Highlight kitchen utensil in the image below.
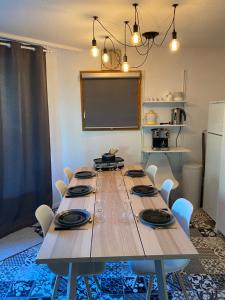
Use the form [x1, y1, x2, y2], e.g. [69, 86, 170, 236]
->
[171, 108, 186, 125]
[172, 91, 184, 101]
[144, 110, 157, 125]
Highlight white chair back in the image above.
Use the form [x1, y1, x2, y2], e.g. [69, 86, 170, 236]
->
[172, 198, 193, 236]
[55, 180, 67, 199]
[64, 167, 73, 183]
[35, 205, 54, 237]
[160, 179, 174, 205]
[146, 165, 158, 185]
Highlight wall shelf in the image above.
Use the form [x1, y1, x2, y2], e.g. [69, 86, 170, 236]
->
[142, 124, 186, 128]
[143, 101, 186, 104]
[141, 98, 190, 162]
[142, 147, 191, 153]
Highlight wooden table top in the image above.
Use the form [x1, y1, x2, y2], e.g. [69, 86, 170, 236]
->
[36, 165, 198, 264]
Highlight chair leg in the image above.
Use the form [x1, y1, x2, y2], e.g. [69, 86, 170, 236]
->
[93, 275, 101, 291]
[84, 276, 93, 300]
[132, 275, 138, 289]
[144, 274, 153, 300]
[176, 272, 189, 300]
[51, 275, 60, 300]
[67, 263, 77, 300]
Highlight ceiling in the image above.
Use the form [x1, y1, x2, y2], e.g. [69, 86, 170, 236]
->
[0, 0, 224, 50]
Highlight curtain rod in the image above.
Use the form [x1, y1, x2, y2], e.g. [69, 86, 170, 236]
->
[0, 41, 48, 52]
[0, 32, 81, 52]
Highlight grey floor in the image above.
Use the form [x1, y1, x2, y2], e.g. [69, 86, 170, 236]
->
[0, 227, 42, 261]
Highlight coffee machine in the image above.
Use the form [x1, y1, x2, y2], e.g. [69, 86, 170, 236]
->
[152, 128, 169, 151]
[171, 108, 186, 125]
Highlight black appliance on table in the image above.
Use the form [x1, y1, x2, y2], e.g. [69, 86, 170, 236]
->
[152, 128, 169, 151]
[94, 152, 124, 170]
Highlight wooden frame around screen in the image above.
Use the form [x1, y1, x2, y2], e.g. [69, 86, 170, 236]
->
[80, 70, 142, 131]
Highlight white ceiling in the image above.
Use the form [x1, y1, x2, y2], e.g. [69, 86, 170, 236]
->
[0, 0, 225, 50]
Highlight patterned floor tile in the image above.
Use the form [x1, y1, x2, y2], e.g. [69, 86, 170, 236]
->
[124, 294, 145, 300]
[123, 276, 146, 294]
[184, 258, 206, 274]
[0, 281, 12, 298]
[172, 290, 199, 300]
[187, 274, 217, 293]
[217, 290, 225, 300]
[201, 259, 225, 274]
[6, 281, 34, 297]
[191, 237, 210, 249]
[206, 237, 225, 249]
[100, 277, 124, 295]
[210, 274, 225, 290]
[197, 291, 218, 300]
[214, 246, 225, 260]
[29, 279, 53, 298]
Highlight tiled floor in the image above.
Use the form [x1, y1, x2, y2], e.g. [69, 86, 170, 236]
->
[0, 209, 225, 299]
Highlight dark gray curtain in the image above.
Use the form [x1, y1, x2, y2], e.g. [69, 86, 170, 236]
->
[0, 42, 52, 238]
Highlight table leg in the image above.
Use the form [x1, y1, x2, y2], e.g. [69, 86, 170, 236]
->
[154, 260, 168, 300]
[67, 263, 77, 300]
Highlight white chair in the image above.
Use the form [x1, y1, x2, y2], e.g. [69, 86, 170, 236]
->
[145, 165, 158, 185]
[146, 153, 179, 190]
[35, 205, 105, 300]
[55, 180, 67, 199]
[160, 179, 174, 205]
[64, 167, 73, 184]
[130, 198, 193, 300]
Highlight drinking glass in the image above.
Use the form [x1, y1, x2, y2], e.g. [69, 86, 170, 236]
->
[119, 200, 131, 223]
[95, 200, 105, 223]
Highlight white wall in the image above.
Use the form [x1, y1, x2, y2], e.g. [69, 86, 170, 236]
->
[46, 47, 225, 204]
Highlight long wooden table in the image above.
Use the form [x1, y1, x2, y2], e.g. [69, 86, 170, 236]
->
[36, 165, 198, 300]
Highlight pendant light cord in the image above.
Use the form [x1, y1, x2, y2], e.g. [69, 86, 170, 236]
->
[96, 4, 177, 49]
[153, 4, 177, 47]
[124, 21, 127, 55]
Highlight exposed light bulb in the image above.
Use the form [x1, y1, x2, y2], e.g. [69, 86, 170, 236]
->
[91, 39, 99, 57]
[132, 23, 141, 45]
[102, 48, 109, 63]
[169, 31, 180, 52]
[169, 39, 180, 52]
[122, 55, 129, 72]
[122, 61, 129, 72]
[132, 31, 141, 45]
[91, 45, 99, 57]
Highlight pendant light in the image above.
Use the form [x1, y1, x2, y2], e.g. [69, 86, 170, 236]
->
[131, 3, 141, 46]
[90, 3, 180, 69]
[122, 21, 129, 72]
[102, 36, 109, 63]
[91, 16, 99, 57]
[169, 4, 180, 52]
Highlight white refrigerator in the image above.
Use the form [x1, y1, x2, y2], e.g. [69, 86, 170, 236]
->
[203, 102, 225, 227]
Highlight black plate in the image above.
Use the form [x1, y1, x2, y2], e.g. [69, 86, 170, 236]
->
[126, 169, 145, 177]
[131, 185, 158, 197]
[139, 209, 174, 226]
[75, 171, 96, 179]
[54, 209, 91, 227]
[66, 185, 93, 197]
